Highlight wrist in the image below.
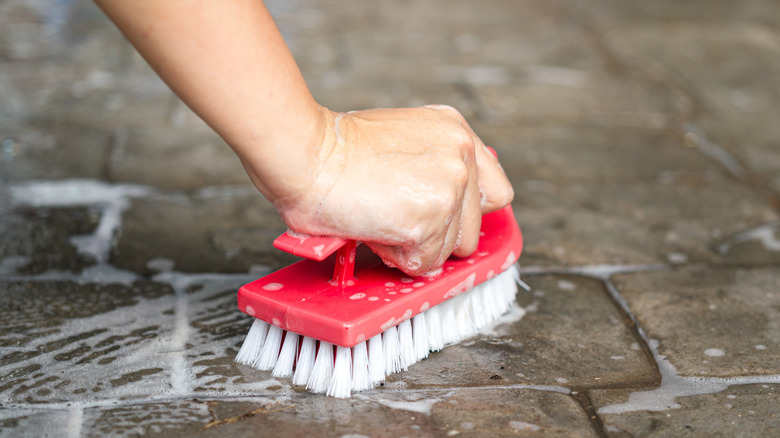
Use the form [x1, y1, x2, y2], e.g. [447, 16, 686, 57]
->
[231, 102, 338, 223]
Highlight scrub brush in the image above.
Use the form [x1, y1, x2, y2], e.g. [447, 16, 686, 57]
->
[235, 204, 524, 398]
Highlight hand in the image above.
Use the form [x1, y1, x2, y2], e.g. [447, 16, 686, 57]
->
[268, 105, 514, 276]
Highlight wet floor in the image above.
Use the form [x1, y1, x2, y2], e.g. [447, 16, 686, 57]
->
[2, 0, 780, 436]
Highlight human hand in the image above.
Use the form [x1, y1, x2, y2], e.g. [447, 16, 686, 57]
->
[263, 105, 513, 277]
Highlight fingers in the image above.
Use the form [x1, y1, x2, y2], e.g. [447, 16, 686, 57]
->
[451, 141, 481, 258]
[430, 105, 514, 214]
[473, 138, 514, 213]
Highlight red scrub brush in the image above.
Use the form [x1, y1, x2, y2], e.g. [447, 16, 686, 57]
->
[235, 205, 524, 398]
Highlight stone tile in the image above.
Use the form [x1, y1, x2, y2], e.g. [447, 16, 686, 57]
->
[106, 126, 248, 190]
[492, 125, 712, 185]
[0, 121, 111, 183]
[0, 409, 71, 438]
[100, 388, 594, 437]
[591, 383, 780, 437]
[83, 400, 212, 437]
[578, 2, 780, 193]
[0, 206, 99, 275]
[112, 189, 296, 275]
[585, 0, 780, 22]
[393, 274, 656, 390]
[0, 280, 176, 403]
[0, 273, 304, 405]
[715, 224, 780, 265]
[612, 267, 780, 377]
[513, 179, 777, 267]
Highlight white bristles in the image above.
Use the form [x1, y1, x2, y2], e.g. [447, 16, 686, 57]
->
[455, 296, 477, 339]
[236, 265, 523, 398]
[307, 341, 334, 393]
[351, 341, 371, 392]
[397, 319, 415, 370]
[439, 301, 459, 345]
[272, 332, 299, 378]
[327, 346, 353, 398]
[425, 306, 444, 352]
[470, 289, 488, 329]
[383, 325, 402, 374]
[412, 313, 429, 361]
[367, 334, 385, 385]
[255, 324, 283, 370]
[292, 336, 317, 386]
[235, 319, 268, 365]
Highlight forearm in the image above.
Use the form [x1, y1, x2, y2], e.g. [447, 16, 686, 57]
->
[94, 0, 325, 202]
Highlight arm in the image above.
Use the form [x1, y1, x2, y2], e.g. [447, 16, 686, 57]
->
[94, 0, 323, 202]
[95, 0, 514, 276]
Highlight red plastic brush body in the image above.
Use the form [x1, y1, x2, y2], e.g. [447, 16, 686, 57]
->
[237, 205, 522, 348]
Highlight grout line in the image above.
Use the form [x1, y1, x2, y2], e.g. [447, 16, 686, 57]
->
[570, 391, 608, 438]
[66, 406, 83, 438]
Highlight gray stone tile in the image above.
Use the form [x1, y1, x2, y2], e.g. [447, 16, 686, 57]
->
[0, 280, 175, 403]
[577, 1, 780, 194]
[106, 126, 247, 190]
[83, 400, 212, 437]
[0, 408, 71, 438]
[393, 274, 656, 390]
[0, 121, 111, 183]
[492, 125, 713, 185]
[112, 190, 296, 275]
[0, 206, 99, 275]
[591, 383, 780, 437]
[715, 224, 780, 265]
[514, 179, 777, 267]
[94, 388, 594, 437]
[612, 267, 780, 377]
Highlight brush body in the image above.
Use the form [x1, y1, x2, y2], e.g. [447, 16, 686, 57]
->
[236, 206, 524, 397]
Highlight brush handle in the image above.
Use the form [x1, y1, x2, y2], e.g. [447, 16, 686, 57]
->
[273, 232, 349, 261]
[273, 233, 356, 289]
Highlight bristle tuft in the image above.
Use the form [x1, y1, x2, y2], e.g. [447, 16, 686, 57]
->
[425, 306, 444, 352]
[412, 313, 429, 361]
[368, 334, 385, 385]
[235, 319, 268, 365]
[307, 341, 334, 393]
[254, 325, 283, 370]
[439, 301, 459, 345]
[292, 336, 317, 386]
[327, 346, 353, 398]
[382, 326, 401, 374]
[351, 341, 371, 391]
[398, 320, 415, 370]
[272, 332, 299, 378]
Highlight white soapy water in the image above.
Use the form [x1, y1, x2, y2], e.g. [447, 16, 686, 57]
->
[0, 256, 31, 275]
[557, 279, 576, 290]
[66, 406, 83, 438]
[355, 390, 456, 416]
[717, 224, 780, 255]
[508, 420, 541, 432]
[598, 339, 780, 414]
[10, 180, 150, 263]
[682, 123, 746, 179]
[146, 257, 175, 272]
[1, 264, 272, 405]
